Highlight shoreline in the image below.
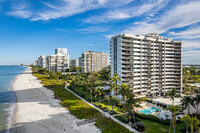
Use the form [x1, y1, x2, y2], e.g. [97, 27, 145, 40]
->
[3, 67, 28, 133]
[10, 67, 99, 133]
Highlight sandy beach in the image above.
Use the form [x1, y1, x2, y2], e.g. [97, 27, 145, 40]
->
[10, 67, 99, 133]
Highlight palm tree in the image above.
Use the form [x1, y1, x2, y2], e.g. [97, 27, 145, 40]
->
[167, 105, 180, 133]
[110, 96, 119, 113]
[124, 92, 140, 127]
[168, 88, 181, 105]
[181, 115, 191, 133]
[181, 115, 200, 133]
[181, 96, 195, 115]
[111, 73, 121, 96]
[105, 95, 110, 105]
[118, 83, 129, 101]
[193, 92, 200, 117]
[94, 86, 105, 103]
[181, 96, 195, 133]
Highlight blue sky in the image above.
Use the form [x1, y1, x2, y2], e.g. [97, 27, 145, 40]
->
[0, 0, 200, 65]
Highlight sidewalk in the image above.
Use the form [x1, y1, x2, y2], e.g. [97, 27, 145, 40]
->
[65, 86, 139, 133]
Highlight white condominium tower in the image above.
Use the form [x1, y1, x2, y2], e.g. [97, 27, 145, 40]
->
[37, 55, 46, 68]
[81, 51, 108, 73]
[55, 48, 68, 56]
[110, 33, 182, 97]
[46, 48, 69, 72]
[70, 59, 79, 67]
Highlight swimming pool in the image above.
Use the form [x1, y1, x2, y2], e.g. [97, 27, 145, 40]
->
[139, 107, 161, 115]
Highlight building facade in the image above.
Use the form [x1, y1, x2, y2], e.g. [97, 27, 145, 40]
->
[70, 59, 79, 67]
[110, 33, 182, 97]
[37, 55, 46, 68]
[46, 48, 69, 72]
[81, 51, 108, 73]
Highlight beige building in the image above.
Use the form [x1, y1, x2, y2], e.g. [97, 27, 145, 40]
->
[70, 59, 79, 67]
[110, 33, 182, 97]
[46, 48, 69, 72]
[81, 51, 108, 73]
[37, 55, 46, 68]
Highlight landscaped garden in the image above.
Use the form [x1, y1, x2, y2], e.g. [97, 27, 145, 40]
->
[32, 66, 200, 133]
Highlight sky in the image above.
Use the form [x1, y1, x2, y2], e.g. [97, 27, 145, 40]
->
[0, 0, 200, 65]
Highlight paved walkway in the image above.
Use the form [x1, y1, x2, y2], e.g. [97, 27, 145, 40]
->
[65, 86, 139, 133]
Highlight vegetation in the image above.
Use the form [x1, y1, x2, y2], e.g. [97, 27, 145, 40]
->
[32, 67, 134, 133]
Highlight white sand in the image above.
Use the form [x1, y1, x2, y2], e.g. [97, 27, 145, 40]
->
[10, 67, 100, 133]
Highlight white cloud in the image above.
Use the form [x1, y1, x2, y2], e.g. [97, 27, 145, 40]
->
[77, 26, 109, 33]
[31, 0, 100, 21]
[182, 41, 200, 50]
[97, 0, 133, 8]
[170, 26, 200, 39]
[7, 4, 32, 18]
[84, 0, 169, 23]
[123, 1, 200, 35]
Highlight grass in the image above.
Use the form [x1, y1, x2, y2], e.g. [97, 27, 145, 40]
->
[95, 117, 133, 133]
[137, 118, 185, 133]
[94, 101, 123, 114]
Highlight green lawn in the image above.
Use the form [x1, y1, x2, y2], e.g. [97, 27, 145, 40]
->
[138, 118, 185, 133]
[95, 117, 133, 133]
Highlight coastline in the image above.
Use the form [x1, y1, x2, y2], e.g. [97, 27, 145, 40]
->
[10, 67, 99, 133]
[3, 67, 28, 133]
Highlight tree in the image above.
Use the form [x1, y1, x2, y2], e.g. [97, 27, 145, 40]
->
[181, 96, 195, 133]
[168, 88, 181, 105]
[110, 96, 120, 113]
[88, 73, 97, 103]
[94, 86, 105, 103]
[111, 73, 121, 96]
[181, 115, 200, 133]
[118, 83, 130, 101]
[105, 96, 110, 105]
[193, 92, 200, 117]
[167, 105, 180, 133]
[124, 92, 140, 127]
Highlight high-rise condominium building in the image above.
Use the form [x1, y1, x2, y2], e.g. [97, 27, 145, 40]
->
[46, 48, 69, 72]
[55, 48, 68, 56]
[37, 55, 46, 68]
[110, 33, 182, 97]
[81, 51, 108, 73]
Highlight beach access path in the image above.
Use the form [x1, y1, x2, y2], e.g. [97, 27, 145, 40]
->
[10, 67, 99, 133]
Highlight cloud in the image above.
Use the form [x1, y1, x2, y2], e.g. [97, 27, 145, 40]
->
[97, 0, 134, 8]
[123, 1, 200, 35]
[7, 4, 32, 18]
[84, 0, 169, 23]
[169, 26, 200, 39]
[77, 26, 109, 33]
[182, 41, 200, 50]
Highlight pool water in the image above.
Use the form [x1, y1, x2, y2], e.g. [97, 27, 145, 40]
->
[139, 107, 161, 115]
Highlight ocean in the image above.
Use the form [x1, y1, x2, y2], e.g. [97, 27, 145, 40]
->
[0, 66, 26, 133]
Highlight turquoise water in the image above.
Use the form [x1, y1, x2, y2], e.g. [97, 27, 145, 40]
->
[0, 66, 26, 133]
[139, 107, 161, 115]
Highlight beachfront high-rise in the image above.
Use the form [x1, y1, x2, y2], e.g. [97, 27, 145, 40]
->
[81, 51, 108, 73]
[46, 48, 69, 72]
[110, 33, 182, 97]
[37, 55, 46, 68]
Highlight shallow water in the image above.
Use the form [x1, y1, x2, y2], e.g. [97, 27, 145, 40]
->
[0, 66, 26, 133]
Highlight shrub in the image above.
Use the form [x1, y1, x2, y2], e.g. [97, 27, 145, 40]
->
[98, 104, 103, 108]
[116, 103, 124, 108]
[134, 122, 145, 132]
[115, 115, 129, 124]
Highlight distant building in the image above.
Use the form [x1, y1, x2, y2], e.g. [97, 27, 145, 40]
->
[110, 33, 182, 97]
[46, 48, 70, 72]
[81, 51, 108, 73]
[70, 59, 79, 67]
[37, 55, 46, 68]
[55, 48, 68, 56]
